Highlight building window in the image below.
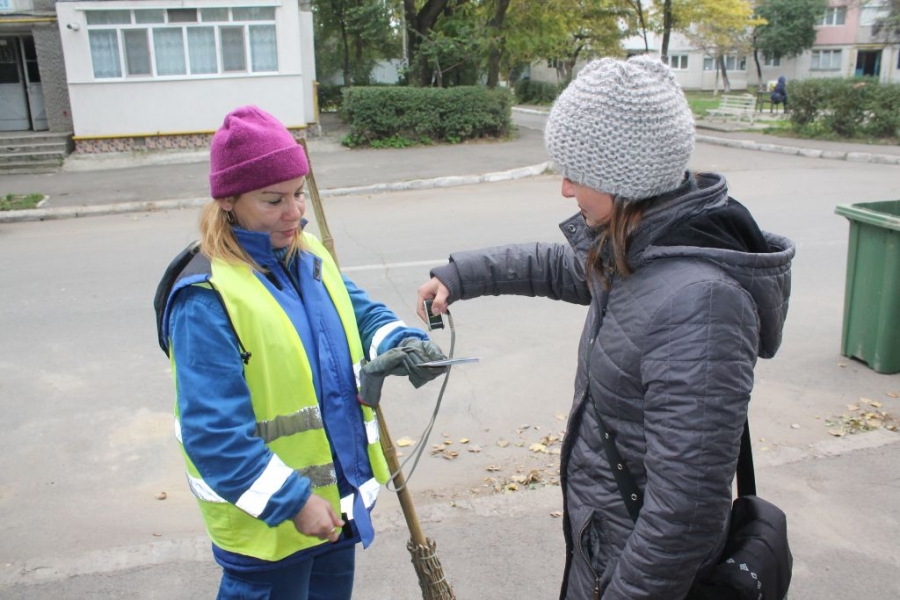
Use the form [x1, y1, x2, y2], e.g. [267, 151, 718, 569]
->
[811, 49, 842, 70]
[702, 55, 746, 71]
[764, 54, 781, 67]
[860, 3, 890, 27]
[84, 6, 278, 80]
[665, 54, 688, 70]
[819, 6, 847, 26]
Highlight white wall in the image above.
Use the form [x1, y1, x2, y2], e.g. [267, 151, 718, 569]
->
[298, 5, 316, 123]
[56, 0, 310, 138]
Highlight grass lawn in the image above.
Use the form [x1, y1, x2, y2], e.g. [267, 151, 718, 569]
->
[0, 193, 44, 211]
[683, 90, 723, 118]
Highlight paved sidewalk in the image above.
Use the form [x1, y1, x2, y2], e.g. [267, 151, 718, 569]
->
[1, 109, 898, 224]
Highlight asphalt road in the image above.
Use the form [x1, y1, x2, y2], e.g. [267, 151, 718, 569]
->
[1, 144, 899, 598]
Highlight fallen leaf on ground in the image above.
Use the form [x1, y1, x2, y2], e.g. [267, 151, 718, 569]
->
[790, 423, 801, 429]
[550, 511, 562, 518]
[887, 392, 899, 398]
[155, 492, 167, 500]
[555, 412, 567, 420]
[529, 443, 548, 453]
[496, 440, 509, 448]
[847, 404, 859, 412]
[396, 437, 416, 447]
[459, 438, 470, 444]
[467, 445, 482, 453]
[486, 465, 502, 472]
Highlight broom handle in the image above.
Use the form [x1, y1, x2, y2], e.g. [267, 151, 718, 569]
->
[298, 139, 428, 547]
[299, 139, 337, 264]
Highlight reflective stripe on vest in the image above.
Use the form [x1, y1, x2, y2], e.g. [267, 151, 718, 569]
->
[171, 233, 388, 561]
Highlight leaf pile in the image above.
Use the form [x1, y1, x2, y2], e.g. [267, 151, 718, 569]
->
[825, 397, 898, 436]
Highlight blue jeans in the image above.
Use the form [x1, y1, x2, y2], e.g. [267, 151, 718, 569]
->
[216, 545, 355, 600]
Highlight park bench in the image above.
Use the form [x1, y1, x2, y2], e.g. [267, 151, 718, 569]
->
[706, 93, 757, 124]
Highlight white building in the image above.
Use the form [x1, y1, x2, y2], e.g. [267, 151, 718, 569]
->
[0, 0, 318, 153]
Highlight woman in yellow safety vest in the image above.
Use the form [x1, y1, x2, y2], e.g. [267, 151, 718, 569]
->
[155, 105, 445, 600]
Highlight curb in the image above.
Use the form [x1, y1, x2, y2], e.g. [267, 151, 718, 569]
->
[3, 128, 898, 224]
[0, 162, 554, 224]
[695, 134, 900, 165]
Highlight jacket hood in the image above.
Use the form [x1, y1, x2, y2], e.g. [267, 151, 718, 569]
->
[635, 172, 795, 358]
[560, 172, 795, 358]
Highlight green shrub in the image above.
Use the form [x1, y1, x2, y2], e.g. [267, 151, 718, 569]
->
[317, 83, 344, 113]
[341, 86, 512, 147]
[864, 84, 900, 138]
[789, 77, 899, 140]
[514, 79, 563, 105]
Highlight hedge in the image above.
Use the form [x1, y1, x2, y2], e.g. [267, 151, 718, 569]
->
[789, 77, 900, 139]
[514, 79, 563, 105]
[341, 86, 512, 147]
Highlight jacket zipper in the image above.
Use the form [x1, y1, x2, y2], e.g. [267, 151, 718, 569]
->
[576, 517, 602, 600]
[278, 261, 304, 301]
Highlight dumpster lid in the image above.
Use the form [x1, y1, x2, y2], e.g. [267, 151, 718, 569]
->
[835, 200, 900, 232]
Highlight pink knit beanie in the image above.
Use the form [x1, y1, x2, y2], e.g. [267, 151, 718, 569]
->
[209, 105, 309, 199]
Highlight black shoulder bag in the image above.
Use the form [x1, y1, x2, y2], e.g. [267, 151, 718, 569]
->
[593, 405, 793, 600]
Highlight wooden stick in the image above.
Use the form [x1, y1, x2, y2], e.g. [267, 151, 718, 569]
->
[299, 137, 427, 545]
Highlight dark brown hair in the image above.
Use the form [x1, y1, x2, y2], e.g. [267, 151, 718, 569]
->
[587, 199, 651, 289]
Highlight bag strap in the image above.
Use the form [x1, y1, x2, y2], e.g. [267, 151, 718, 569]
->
[593, 398, 755, 523]
[586, 276, 756, 523]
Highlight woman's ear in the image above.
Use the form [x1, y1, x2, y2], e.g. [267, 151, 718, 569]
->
[216, 197, 234, 213]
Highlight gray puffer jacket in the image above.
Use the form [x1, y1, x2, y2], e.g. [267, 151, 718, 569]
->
[431, 172, 794, 600]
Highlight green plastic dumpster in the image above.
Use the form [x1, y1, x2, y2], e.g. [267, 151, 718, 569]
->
[834, 200, 900, 374]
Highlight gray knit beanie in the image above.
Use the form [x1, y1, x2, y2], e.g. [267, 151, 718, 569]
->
[545, 55, 695, 202]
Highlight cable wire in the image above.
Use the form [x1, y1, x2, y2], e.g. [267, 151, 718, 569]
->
[385, 308, 456, 493]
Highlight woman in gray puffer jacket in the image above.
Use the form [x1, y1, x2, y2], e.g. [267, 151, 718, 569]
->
[417, 56, 794, 600]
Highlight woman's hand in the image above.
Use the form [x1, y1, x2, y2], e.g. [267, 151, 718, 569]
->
[416, 277, 450, 323]
[292, 494, 344, 543]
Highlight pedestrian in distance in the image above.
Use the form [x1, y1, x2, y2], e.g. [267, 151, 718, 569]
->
[416, 56, 795, 599]
[770, 75, 788, 113]
[154, 105, 447, 600]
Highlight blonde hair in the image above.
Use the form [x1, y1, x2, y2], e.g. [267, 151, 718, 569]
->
[199, 199, 304, 271]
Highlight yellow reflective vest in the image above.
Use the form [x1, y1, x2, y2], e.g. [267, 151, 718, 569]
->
[171, 234, 389, 561]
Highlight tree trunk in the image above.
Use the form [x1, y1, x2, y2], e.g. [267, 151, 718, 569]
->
[753, 48, 763, 91]
[661, 0, 673, 62]
[339, 18, 351, 86]
[486, 0, 511, 88]
[404, 0, 453, 86]
[717, 55, 731, 93]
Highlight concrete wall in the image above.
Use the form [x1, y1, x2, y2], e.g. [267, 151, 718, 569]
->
[32, 21, 73, 132]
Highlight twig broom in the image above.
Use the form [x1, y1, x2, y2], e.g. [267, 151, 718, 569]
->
[299, 139, 455, 600]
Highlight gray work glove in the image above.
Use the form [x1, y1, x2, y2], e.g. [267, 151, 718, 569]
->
[358, 338, 448, 407]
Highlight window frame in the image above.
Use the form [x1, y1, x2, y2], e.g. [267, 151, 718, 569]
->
[819, 6, 847, 26]
[665, 54, 689, 70]
[811, 49, 842, 70]
[83, 5, 279, 81]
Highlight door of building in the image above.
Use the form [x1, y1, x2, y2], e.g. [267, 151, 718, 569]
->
[855, 50, 882, 78]
[22, 36, 48, 130]
[0, 35, 47, 131]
